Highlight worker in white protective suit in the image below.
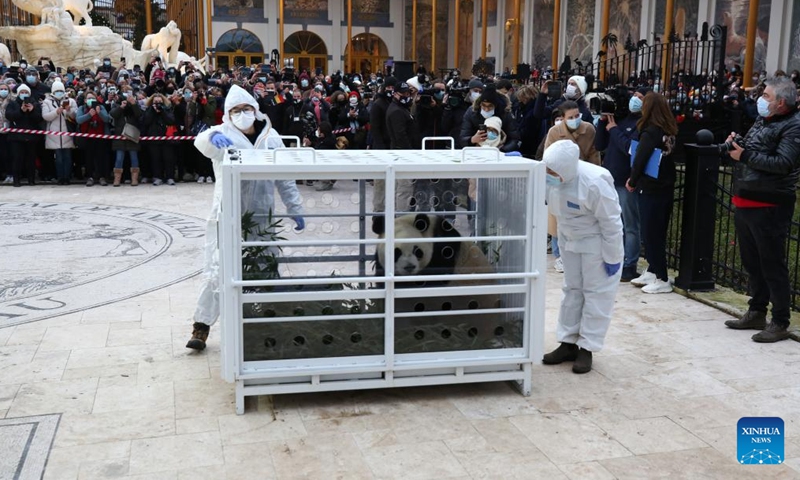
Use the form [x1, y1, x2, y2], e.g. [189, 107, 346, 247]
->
[187, 85, 304, 351]
[541, 140, 623, 373]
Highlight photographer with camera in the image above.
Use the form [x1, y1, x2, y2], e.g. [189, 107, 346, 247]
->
[6, 84, 42, 187]
[369, 76, 397, 149]
[723, 76, 800, 342]
[338, 91, 369, 149]
[42, 80, 77, 185]
[459, 84, 519, 151]
[595, 87, 648, 281]
[76, 91, 111, 186]
[142, 93, 178, 186]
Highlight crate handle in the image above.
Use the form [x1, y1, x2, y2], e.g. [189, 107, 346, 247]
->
[421, 136, 455, 150]
[273, 147, 317, 164]
[461, 146, 501, 163]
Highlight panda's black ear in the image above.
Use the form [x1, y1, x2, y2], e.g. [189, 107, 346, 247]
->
[413, 214, 431, 233]
[372, 215, 385, 235]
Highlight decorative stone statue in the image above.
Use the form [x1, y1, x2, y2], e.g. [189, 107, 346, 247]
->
[140, 21, 182, 66]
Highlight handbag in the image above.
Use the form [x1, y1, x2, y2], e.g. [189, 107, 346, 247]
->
[122, 123, 140, 143]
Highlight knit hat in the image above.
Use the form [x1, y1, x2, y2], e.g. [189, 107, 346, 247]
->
[568, 75, 587, 96]
[483, 116, 503, 133]
[406, 76, 422, 92]
[479, 84, 500, 105]
[383, 76, 398, 88]
[51, 81, 65, 92]
[348, 91, 360, 99]
[635, 86, 651, 96]
[16, 84, 31, 95]
[468, 78, 484, 90]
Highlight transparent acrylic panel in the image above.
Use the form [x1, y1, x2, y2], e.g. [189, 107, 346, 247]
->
[394, 290, 526, 353]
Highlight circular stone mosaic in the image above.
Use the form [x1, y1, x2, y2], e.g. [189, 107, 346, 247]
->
[0, 202, 205, 327]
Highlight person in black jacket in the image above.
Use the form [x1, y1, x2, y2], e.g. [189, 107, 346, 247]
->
[459, 84, 519, 151]
[531, 77, 594, 145]
[595, 87, 646, 281]
[282, 89, 306, 146]
[339, 91, 370, 149]
[625, 92, 678, 294]
[6, 84, 42, 187]
[723, 77, 800, 342]
[257, 80, 286, 133]
[368, 76, 396, 149]
[142, 93, 177, 185]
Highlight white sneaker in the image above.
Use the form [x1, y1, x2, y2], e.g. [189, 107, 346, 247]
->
[3, 175, 13, 184]
[197, 176, 205, 183]
[205, 177, 214, 183]
[554, 257, 564, 273]
[642, 278, 673, 294]
[152, 178, 163, 186]
[631, 269, 656, 287]
[166, 178, 175, 186]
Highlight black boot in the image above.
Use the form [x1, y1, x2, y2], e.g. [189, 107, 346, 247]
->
[186, 322, 210, 350]
[751, 322, 790, 343]
[572, 348, 593, 374]
[542, 343, 579, 364]
[724, 310, 767, 330]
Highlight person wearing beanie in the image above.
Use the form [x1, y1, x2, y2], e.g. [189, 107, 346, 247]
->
[459, 84, 519, 151]
[5, 83, 42, 187]
[23, 66, 49, 101]
[531, 76, 594, 150]
[467, 78, 484, 104]
[0, 82, 13, 184]
[541, 140, 623, 374]
[42, 80, 78, 185]
[595, 87, 648, 281]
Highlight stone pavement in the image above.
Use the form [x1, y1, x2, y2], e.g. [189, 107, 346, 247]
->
[1, 182, 799, 480]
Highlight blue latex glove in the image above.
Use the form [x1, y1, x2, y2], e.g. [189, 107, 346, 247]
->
[604, 262, 621, 277]
[292, 216, 305, 231]
[505, 151, 522, 157]
[210, 131, 233, 149]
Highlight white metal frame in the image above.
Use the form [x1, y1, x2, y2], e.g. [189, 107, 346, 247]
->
[219, 146, 547, 414]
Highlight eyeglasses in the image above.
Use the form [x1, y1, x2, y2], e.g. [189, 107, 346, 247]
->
[229, 106, 255, 114]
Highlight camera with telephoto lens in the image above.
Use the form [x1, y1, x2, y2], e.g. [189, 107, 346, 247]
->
[723, 134, 745, 152]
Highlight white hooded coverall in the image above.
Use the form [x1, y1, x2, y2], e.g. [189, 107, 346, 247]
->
[543, 140, 624, 352]
[193, 85, 303, 326]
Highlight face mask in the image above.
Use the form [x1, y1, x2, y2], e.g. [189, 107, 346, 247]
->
[756, 97, 772, 117]
[554, 119, 563, 126]
[315, 130, 321, 137]
[448, 96, 461, 107]
[385, 90, 394, 98]
[138, 100, 146, 108]
[104, 61, 111, 66]
[19, 93, 29, 100]
[0, 90, 7, 98]
[629, 96, 642, 113]
[546, 173, 562, 186]
[433, 90, 445, 101]
[311, 96, 320, 103]
[566, 118, 581, 130]
[486, 131, 498, 141]
[469, 91, 481, 102]
[166, 87, 175, 94]
[20, 63, 27, 69]
[480, 109, 494, 119]
[653, 84, 660, 93]
[565, 85, 579, 99]
[183, 91, 192, 99]
[266, 90, 276, 95]
[399, 96, 413, 106]
[349, 97, 358, 106]
[86, 99, 95, 106]
[258, 77, 266, 83]
[294, 98, 302, 104]
[53, 91, 65, 99]
[232, 110, 256, 130]
[26, 75, 37, 84]
[300, 79, 309, 87]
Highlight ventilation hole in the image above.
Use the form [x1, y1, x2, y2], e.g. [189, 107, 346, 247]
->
[468, 300, 480, 309]
[321, 306, 335, 315]
[264, 337, 277, 348]
[431, 178, 440, 183]
[408, 197, 417, 207]
[453, 196, 461, 206]
[431, 196, 440, 207]
[441, 246, 455, 259]
[441, 329, 452, 339]
[350, 332, 362, 343]
[414, 330, 425, 340]
[293, 284, 304, 291]
[350, 305, 362, 314]
[442, 221, 454, 231]
[293, 335, 306, 346]
[441, 301, 452, 311]
[414, 218, 429, 232]
[265, 308, 276, 317]
[414, 302, 425, 312]
[467, 327, 478, 337]
[494, 326, 505, 336]
[322, 334, 334, 345]
[293, 306, 305, 316]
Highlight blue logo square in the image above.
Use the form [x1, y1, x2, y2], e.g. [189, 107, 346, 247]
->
[566, 201, 580, 210]
[737, 417, 784, 465]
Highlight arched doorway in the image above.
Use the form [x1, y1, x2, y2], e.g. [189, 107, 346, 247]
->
[345, 33, 389, 75]
[284, 31, 328, 74]
[215, 29, 264, 70]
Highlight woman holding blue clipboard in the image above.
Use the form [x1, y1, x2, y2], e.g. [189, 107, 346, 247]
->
[625, 93, 678, 294]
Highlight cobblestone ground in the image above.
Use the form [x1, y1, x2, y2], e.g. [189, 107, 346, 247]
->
[1, 181, 798, 479]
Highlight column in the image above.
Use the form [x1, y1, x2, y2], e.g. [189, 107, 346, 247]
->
[432, 0, 437, 73]
[279, 0, 284, 64]
[765, 0, 790, 75]
[481, 0, 488, 58]
[412, 0, 418, 61]
[661, 0, 674, 78]
[513, 0, 521, 71]
[551, 0, 561, 68]
[742, 0, 759, 87]
[347, 0, 353, 72]
[453, 0, 460, 68]
[145, 0, 153, 34]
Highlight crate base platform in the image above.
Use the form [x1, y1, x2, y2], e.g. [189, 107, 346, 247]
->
[234, 362, 532, 414]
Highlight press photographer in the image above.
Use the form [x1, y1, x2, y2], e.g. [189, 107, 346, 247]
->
[724, 76, 800, 343]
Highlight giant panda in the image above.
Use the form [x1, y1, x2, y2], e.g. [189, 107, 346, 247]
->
[372, 213, 495, 287]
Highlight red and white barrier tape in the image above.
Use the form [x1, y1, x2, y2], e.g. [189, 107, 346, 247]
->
[0, 127, 195, 141]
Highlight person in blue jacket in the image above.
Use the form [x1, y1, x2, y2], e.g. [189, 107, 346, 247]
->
[595, 87, 648, 281]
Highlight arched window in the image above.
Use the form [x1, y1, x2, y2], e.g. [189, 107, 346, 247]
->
[284, 31, 328, 74]
[345, 33, 389, 75]
[215, 29, 264, 70]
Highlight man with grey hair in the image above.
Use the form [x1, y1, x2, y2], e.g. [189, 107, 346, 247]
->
[725, 76, 800, 342]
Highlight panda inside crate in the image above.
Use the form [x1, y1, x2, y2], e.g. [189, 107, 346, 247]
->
[241, 214, 524, 361]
